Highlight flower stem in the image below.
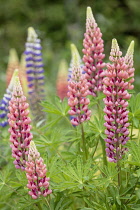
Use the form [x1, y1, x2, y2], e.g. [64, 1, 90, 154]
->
[81, 123, 87, 161]
[130, 120, 134, 140]
[35, 202, 42, 210]
[100, 138, 107, 166]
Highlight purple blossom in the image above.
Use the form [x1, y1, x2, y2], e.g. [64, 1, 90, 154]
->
[24, 27, 46, 123]
[0, 69, 18, 127]
[103, 39, 135, 163]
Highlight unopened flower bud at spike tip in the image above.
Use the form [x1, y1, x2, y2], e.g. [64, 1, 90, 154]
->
[71, 44, 80, 68]
[28, 27, 37, 40]
[8, 69, 19, 91]
[126, 40, 134, 57]
[111, 38, 120, 51]
[87, 6, 94, 21]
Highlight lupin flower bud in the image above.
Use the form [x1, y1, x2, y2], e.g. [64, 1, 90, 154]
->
[19, 54, 28, 96]
[82, 7, 105, 96]
[24, 27, 46, 123]
[68, 44, 84, 81]
[8, 76, 32, 170]
[25, 141, 52, 199]
[67, 44, 91, 126]
[103, 39, 135, 163]
[0, 69, 18, 127]
[125, 41, 135, 90]
[56, 59, 68, 100]
[6, 49, 19, 86]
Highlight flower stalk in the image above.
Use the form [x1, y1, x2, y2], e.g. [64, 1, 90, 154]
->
[8, 76, 32, 170]
[25, 141, 52, 199]
[82, 7, 105, 97]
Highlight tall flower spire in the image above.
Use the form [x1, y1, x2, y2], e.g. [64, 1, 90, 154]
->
[24, 27, 46, 123]
[0, 69, 18, 127]
[67, 44, 91, 126]
[56, 59, 68, 100]
[82, 7, 105, 96]
[103, 39, 135, 162]
[6, 49, 19, 87]
[8, 76, 32, 170]
[25, 141, 52, 199]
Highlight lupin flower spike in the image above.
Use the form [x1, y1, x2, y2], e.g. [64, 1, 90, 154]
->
[0, 69, 18, 127]
[25, 27, 46, 123]
[8, 76, 32, 170]
[25, 27, 45, 98]
[82, 7, 105, 96]
[67, 44, 91, 126]
[25, 141, 52, 199]
[6, 49, 19, 87]
[103, 39, 135, 163]
[56, 59, 68, 100]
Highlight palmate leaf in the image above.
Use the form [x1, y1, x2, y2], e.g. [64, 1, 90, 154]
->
[42, 96, 69, 117]
[126, 141, 140, 166]
[89, 115, 105, 139]
[129, 93, 140, 123]
[55, 156, 97, 192]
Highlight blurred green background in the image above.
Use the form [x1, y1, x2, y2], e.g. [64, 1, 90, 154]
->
[0, 0, 140, 96]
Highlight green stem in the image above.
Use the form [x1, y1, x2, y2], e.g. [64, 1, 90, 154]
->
[100, 138, 107, 166]
[91, 139, 99, 159]
[130, 120, 134, 140]
[117, 161, 121, 188]
[45, 198, 52, 210]
[138, 121, 140, 144]
[81, 123, 88, 161]
[35, 202, 42, 210]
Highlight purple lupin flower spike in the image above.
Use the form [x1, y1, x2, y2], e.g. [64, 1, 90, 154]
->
[0, 69, 18, 127]
[8, 76, 33, 170]
[67, 44, 91, 126]
[25, 27, 46, 123]
[25, 141, 52, 199]
[82, 7, 105, 97]
[103, 39, 135, 163]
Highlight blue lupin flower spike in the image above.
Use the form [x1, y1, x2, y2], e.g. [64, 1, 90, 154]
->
[0, 69, 18, 127]
[25, 27, 45, 99]
[24, 27, 46, 123]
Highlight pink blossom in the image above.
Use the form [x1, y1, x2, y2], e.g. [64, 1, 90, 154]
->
[25, 141, 52, 199]
[67, 44, 91, 126]
[8, 76, 32, 170]
[103, 39, 134, 163]
[82, 7, 105, 96]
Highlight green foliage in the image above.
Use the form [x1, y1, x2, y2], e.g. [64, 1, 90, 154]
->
[1, 2, 140, 208]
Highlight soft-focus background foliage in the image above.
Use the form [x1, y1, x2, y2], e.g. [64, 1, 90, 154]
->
[0, 0, 140, 96]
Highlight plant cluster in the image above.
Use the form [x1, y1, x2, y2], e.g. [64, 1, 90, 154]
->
[1, 6, 140, 210]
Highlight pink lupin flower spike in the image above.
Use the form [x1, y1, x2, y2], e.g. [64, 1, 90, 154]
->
[8, 76, 32, 170]
[103, 39, 135, 163]
[25, 141, 52, 199]
[82, 7, 105, 96]
[67, 44, 91, 126]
